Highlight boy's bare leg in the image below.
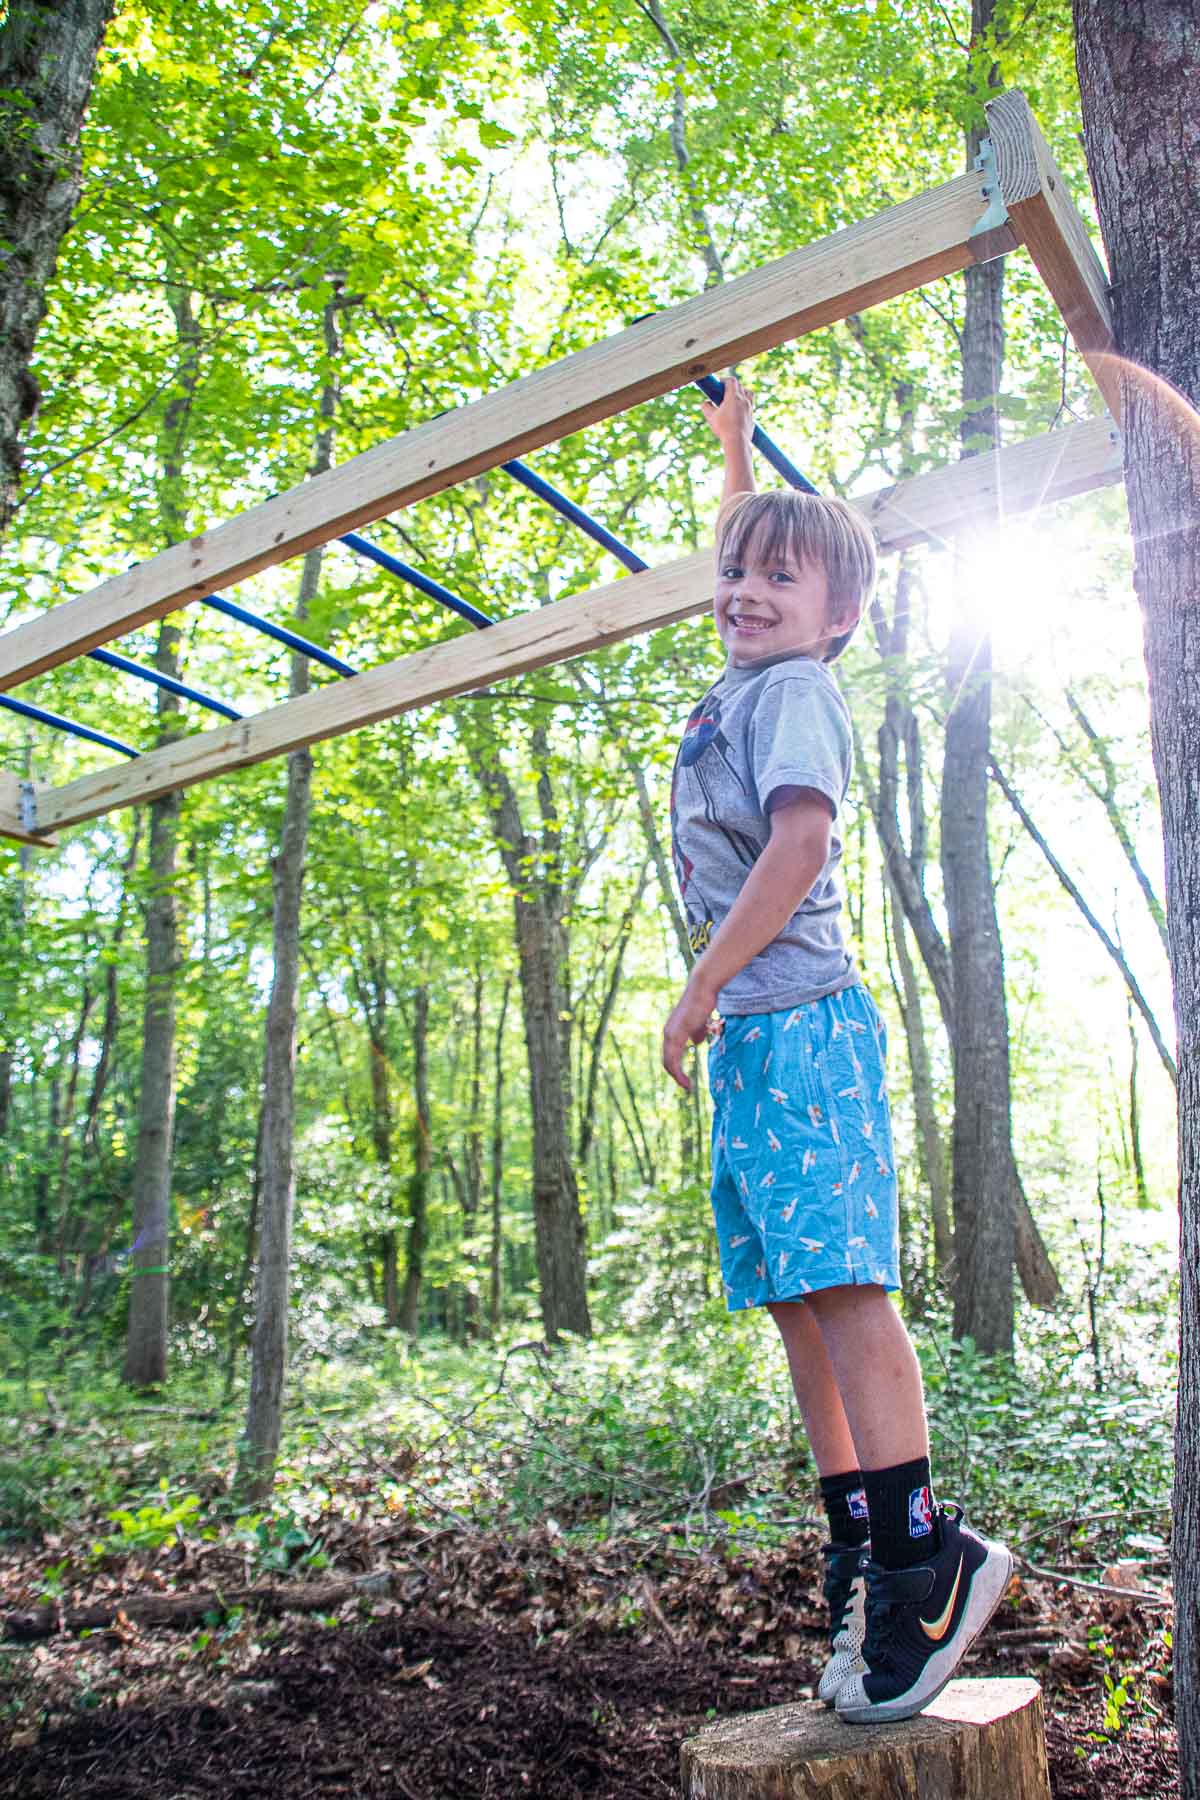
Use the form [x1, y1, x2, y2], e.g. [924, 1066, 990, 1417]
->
[767, 1299, 859, 1476]
[802, 1283, 929, 1467]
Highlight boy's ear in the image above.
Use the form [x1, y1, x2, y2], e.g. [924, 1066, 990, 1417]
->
[831, 596, 864, 635]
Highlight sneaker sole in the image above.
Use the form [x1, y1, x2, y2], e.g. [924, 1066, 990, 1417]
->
[836, 1542, 1014, 1725]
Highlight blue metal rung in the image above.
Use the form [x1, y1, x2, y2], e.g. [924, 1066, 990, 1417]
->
[501, 461, 648, 573]
[693, 375, 819, 495]
[200, 594, 357, 677]
[339, 534, 494, 629]
[0, 692, 137, 758]
[89, 648, 242, 721]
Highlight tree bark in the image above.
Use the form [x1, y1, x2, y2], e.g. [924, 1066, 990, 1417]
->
[1071, 8, 1200, 1787]
[489, 976, 511, 1331]
[473, 735, 591, 1342]
[884, 869, 952, 1275]
[82, 814, 141, 1154]
[0, 0, 115, 531]
[941, 4, 1018, 1353]
[578, 861, 648, 1167]
[122, 771, 179, 1387]
[1127, 996, 1149, 1208]
[237, 281, 342, 1499]
[679, 1679, 1050, 1798]
[398, 984, 430, 1338]
[122, 280, 198, 1388]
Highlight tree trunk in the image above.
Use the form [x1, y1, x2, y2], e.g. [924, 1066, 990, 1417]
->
[473, 742, 591, 1342]
[0, 0, 115, 531]
[82, 814, 141, 1154]
[123, 279, 198, 1389]
[680, 1678, 1050, 1798]
[489, 976, 511, 1332]
[461, 967, 484, 1336]
[578, 861, 648, 1166]
[237, 718, 312, 1496]
[398, 984, 430, 1337]
[941, 8, 1017, 1353]
[1071, 8, 1199, 1787]
[885, 869, 952, 1276]
[0, 791, 34, 1140]
[51, 964, 96, 1269]
[1127, 997, 1149, 1208]
[122, 774, 179, 1387]
[238, 282, 343, 1498]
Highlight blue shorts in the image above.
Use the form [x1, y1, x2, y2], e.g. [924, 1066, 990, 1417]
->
[706, 986, 901, 1311]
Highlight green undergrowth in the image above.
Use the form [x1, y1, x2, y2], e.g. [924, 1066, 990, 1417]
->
[0, 1292, 1174, 1579]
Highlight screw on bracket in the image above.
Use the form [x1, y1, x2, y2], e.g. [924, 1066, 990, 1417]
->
[18, 780, 37, 835]
[970, 137, 1010, 240]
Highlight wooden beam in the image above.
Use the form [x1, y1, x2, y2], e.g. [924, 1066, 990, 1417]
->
[0, 773, 57, 847]
[859, 412, 1121, 550]
[986, 88, 1120, 418]
[0, 169, 1015, 694]
[27, 418, 1122, 837]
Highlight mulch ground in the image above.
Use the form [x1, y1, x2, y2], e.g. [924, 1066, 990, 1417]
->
[0, 1606, 1179, 1799]
[0, 1518, 1178, 1798]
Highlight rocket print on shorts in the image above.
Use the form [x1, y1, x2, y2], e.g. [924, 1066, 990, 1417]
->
[705, 987, 900, 1311]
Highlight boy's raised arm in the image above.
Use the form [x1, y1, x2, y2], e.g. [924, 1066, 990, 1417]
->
[701, 372, 756, 508]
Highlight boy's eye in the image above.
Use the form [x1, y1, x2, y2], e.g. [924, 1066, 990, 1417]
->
[719, 565, 742, 580]
[769, 570, 795, 583]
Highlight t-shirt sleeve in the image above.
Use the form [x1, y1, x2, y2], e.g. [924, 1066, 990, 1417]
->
[748, 669, 851, 820]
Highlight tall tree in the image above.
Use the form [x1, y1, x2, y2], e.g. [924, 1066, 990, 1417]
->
[0, 0, 114, 531]
[238, 281, 344, 1499]
[1071, 3, 1198, 1784]
[471, 722, 592, 1342]
[123, 282, 198, 1387]
[940, 0, 1020, 1353]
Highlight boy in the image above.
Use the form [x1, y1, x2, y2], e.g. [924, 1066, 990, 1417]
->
[662, 375, 1011, 1723]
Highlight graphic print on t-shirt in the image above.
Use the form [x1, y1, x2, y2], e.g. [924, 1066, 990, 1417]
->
[671, 687, 760, 955]
[670, 654, 857, 1013]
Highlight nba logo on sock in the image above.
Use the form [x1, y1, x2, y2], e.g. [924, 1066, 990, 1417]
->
[848, 1486, 869, 1521]
[908, 1485, 933, 1538]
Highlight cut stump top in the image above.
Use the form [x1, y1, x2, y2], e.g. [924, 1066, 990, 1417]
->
[680, 1677, 1050, 1800]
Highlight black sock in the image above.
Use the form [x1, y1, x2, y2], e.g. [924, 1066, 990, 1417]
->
[861, 1456, 939, 1569]
[819, 1469, 870, 1549]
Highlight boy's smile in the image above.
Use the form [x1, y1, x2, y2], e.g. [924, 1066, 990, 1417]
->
[715, 548, 851, 666]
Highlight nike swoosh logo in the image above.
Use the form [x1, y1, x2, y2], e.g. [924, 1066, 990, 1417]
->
[920, 1557, 964, 1641]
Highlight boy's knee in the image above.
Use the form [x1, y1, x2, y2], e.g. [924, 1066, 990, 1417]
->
[805, 1281, 888, 1316]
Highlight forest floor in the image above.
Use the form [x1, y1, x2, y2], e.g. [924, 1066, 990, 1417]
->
[0, 1507, 1178, 1798]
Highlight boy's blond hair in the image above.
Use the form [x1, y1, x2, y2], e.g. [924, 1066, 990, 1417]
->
[716, 490, 878, 662]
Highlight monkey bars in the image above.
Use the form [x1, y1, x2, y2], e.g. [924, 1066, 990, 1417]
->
[0, 89, 1121, 848]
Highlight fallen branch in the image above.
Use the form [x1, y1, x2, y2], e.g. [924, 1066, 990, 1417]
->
[1015, 1555, 1170, 1608]
[4, 1571, 396, 1642]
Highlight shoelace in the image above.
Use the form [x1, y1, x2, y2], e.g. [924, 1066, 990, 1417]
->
[821, 1545, 864, 1637]
[861, 1573, 905, 1665]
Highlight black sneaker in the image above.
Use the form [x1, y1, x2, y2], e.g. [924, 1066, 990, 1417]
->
[817, 1541, 869, 1705]
[835, 1503, 1012, 1723]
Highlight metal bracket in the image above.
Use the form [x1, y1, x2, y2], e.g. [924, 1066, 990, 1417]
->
[18, 780, 37, 836]
[968, 137, 1016, 263]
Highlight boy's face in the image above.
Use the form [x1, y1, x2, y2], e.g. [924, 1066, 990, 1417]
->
[714, 528, 859, 667]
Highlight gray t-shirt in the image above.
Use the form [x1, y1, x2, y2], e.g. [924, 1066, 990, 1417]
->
[670, 651, 858, 1014]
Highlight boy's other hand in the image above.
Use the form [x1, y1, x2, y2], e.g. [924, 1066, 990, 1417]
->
[662, 976, 718, 1092]
[702, 371, 754, 445]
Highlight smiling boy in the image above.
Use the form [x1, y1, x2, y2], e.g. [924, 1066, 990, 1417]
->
[663, 375, 1012, 1723]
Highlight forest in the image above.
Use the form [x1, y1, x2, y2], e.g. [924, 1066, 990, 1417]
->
[0, 0, 1194, 1796]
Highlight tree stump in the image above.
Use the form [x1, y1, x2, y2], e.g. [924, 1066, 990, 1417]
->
[680, 1677, 1050, 1800]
